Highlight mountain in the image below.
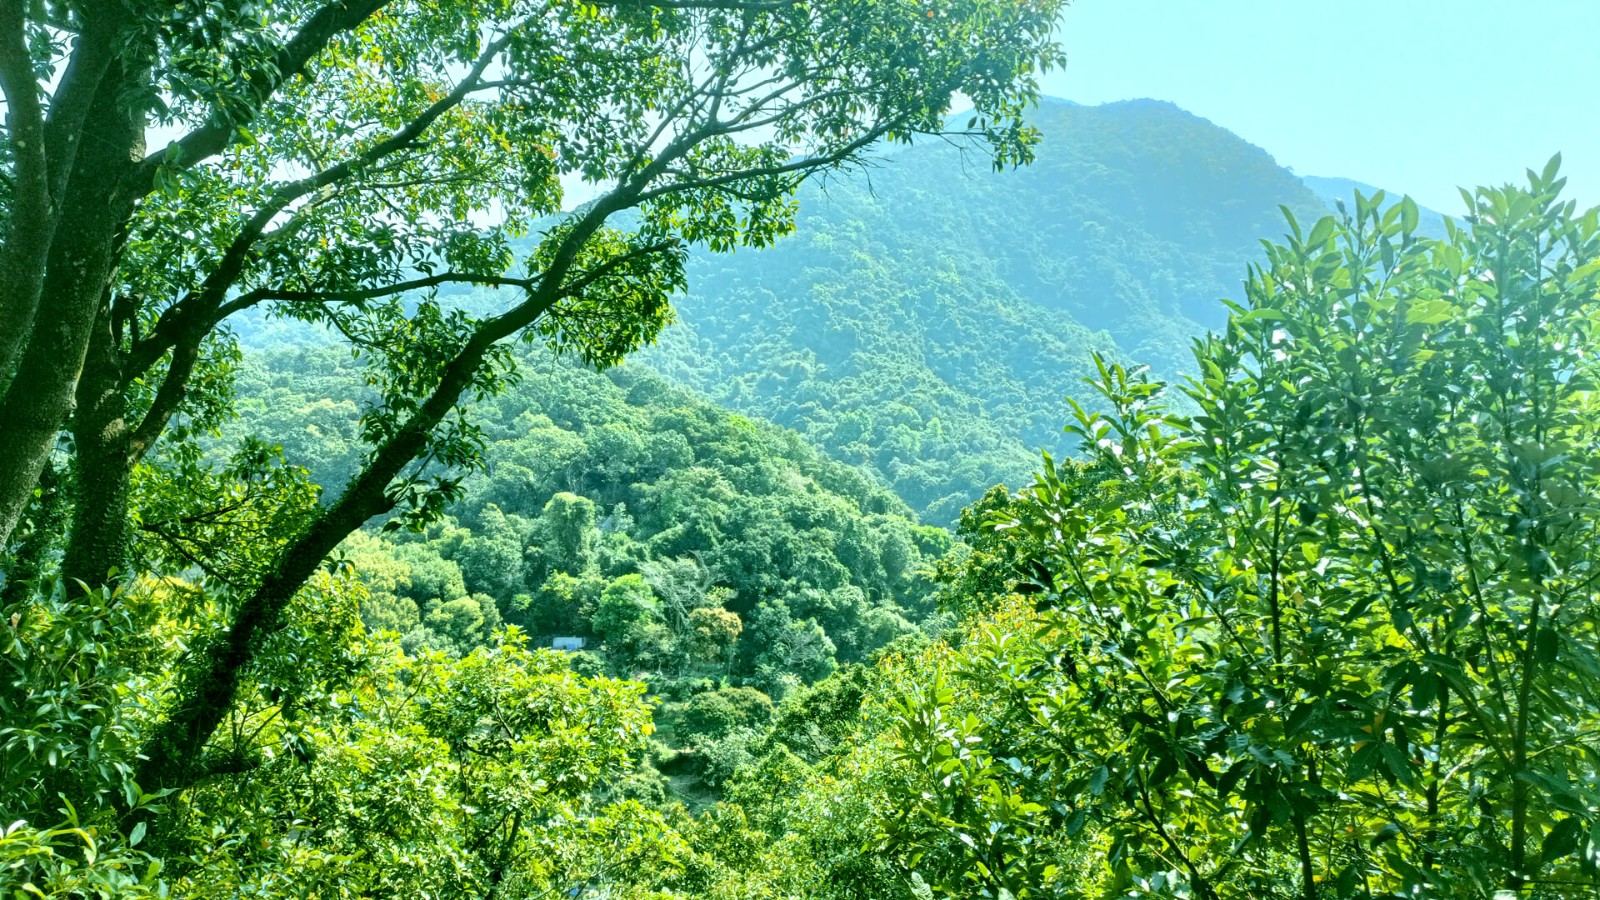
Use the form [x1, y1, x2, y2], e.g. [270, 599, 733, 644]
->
[637, 98, 1331, 521]
[225, 99, 1372, 524]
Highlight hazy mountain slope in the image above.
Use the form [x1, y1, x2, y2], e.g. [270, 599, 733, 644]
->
[639, 98, 1330, 521]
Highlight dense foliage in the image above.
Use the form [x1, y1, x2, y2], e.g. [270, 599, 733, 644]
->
[4, 0, 1597, 892]
[1, 0, 1068, 892]
[4, 333, 959, 894]
[819, 168, 1600, 898]
[1, 0, 1064, 825]
[13, 160, 1598, 898]
[229, 344, 945, 769]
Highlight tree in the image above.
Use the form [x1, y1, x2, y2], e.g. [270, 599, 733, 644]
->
[883, 167, 1600, 898]
[424, 595, 488, 650]
[690, 603, 743, 666]
[680, 686, 774, 740]
[525, 491, 601, 582]
[745, 598, 837, 695]
[0, 0, 1065, 799]
[594, 572, 670, 669]
[451, 504, 528, 600]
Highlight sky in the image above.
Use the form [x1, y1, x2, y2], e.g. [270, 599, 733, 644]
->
[1041, 0, 1600, 214]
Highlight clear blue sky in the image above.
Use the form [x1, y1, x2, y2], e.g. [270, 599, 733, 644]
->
[1043, 0, 1600, 214]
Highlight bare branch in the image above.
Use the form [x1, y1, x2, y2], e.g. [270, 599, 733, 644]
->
[226, 271, 542, 315]
[141, 521, 243, 587]
[608, 0, 799, 10]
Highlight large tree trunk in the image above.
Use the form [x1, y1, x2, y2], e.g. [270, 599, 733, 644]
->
[0, 190, 55, 396]
[0, 0, 55, 390]
[61, 304, 133, 586]
[0, 59, 144, 554]
[135, 336, 496, 791]
[0, 273, 104, 551]
[0, 460, 67, 606]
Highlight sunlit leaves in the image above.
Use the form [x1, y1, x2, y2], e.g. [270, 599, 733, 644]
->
[530, 225, 687, 367]
[132, 438, 322, 588]
[882, 167, 1600, 898]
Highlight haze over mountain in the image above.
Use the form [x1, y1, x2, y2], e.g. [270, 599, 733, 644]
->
[637, 97, 1333, 521]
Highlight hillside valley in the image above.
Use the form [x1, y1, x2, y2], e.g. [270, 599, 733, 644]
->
[200, 98, 1370, 796]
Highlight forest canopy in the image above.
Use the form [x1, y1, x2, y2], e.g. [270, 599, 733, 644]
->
[4, 0, 1600, 897]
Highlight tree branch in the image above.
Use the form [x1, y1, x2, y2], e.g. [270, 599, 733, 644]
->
[633, 119, 895, 206]
[130, 0, 391, 191]
[122, 37, 527, 465]
[227, 272, 542, 313]
[128, 27, 515, 380]
[608, 0, 800, 10]
[41, 7, 124, 201]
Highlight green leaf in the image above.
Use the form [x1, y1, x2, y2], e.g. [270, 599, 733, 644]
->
[1542, 817, 1581, 864]
[1307, 216, 1336, 248]
[1405, 299, 1454, 326]
[1089, 765, 1109, 796]
[1541, 152, 1562, 187]
[1238, 308, 1289, 324]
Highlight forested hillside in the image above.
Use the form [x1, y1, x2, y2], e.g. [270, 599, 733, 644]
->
[231, 344, 943, 665]
[234, 98, 1344, 524]
[640, 98, 1331, 520]
[218, 344, 948, 791]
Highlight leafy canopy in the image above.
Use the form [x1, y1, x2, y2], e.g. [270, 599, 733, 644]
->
[872, 162, 1600, 899]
